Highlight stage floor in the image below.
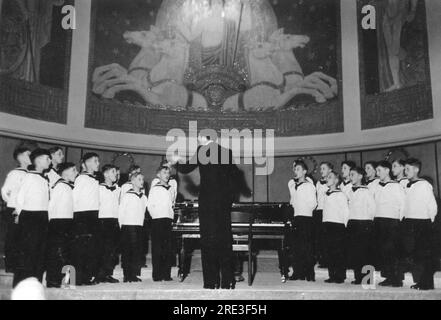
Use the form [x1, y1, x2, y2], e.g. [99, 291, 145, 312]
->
[1, 267, 441, 300]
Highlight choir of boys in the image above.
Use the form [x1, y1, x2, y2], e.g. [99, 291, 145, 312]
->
[1, 147, 31, 273]
[1, 145, 440, 291]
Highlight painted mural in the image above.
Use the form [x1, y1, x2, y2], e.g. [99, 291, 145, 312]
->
[0, 0, 72, 123]
[359, 0, 433, 129]
[87, 0, 343, 136]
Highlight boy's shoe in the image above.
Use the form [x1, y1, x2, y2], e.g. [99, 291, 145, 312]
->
[163, 277, 173, 282]
[411, 283, 434, 291]
[98, 276, 119, 284]
[334, 279, 345, 284]
[324, 278, 335, 283]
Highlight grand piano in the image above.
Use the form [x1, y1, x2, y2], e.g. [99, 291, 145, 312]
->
[173, 202, 293, 285]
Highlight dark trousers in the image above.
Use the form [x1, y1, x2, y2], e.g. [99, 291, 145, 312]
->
[13, 211, 48, 287]
[3, 208, 19, 272]
[374, 217, 404, 283]
[151, 218, 173, 281]
[201, 245, 234, 289]
[323, 222, 347, 281]
[290, 216, 315, 278]
[71, 211, 99, 285]
[313, 209, 324, 265]
[46, 219, 73, 286]
[347, 220, 373, 282]
[141, 216, 151, 266]
[120, 225, 143, 279]
[97, 218, 120, 278]
[401, 218, 435, 289]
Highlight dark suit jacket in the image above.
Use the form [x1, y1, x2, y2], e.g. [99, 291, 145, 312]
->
[178, 142, 235, 248]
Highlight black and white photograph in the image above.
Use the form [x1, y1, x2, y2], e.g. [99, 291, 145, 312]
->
[0, 0, 441, 307]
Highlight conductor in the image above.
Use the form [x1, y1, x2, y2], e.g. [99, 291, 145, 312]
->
[170, 135, 236, 289]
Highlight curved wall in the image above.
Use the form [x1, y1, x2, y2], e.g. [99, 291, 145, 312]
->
[1, 0, 441, 156]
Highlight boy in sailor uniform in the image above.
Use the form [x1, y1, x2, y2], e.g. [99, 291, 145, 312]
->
[288, 160, 317, 281]
[119, 172, 148, 283]
[13, 149, 51, 287]
[47, 146, 64, 188]
[374, 160, 406, 287]
[365, 161, 380, 195]
[347, 167, 375, 285]
[322, 171, 349, 284]
[1, 147, 31, 273]
[120, 165, 142, 196]
[72, 153, 100, 286]
[96, 165, 121, 284]
[147, 165, 177, 282]
[314, 162, 333, 267]
[341, 161, 356, 199]
[392, 159, 409, 189]
[402, 158, 438, 290]
[46, 162, 77, 288]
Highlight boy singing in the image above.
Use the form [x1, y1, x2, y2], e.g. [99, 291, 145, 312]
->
[322, 171, 349, 284]
[341, 161, 356, 199]
[1, 147, 31, 273]
[46, 162, 77, 288]
[374, 161, 405, 287]
[392, 159, 409, 189]
[147, 165, 177, 282]
[314, 162, 333, 266]
[119, 172, 148, 283]
[14, 149, 51, 287]
[47, 147, 65, 188]
[72, 153, 100, 286]
[347, 167, 375, 285]
[402, 158, 438, 290]
[288, 160, 317, 281]
[96, 165, 121, 284]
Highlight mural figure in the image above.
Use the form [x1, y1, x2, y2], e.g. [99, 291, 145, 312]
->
[380, 0, 418, 92]
[91, 0, 338, 112]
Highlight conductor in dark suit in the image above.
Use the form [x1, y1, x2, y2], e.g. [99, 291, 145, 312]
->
[171, 135, 236, 289]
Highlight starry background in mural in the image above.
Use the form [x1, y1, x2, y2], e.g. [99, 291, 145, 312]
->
[92, 0, 339, 79]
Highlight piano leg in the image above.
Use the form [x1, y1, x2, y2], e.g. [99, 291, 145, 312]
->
[178, 237, 186, 282]
[278, 239, 289, 283]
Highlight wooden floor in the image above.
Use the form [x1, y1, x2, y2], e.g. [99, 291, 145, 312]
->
[1, 267, 441, 300]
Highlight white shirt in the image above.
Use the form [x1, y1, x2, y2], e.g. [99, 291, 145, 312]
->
[47, 168, 61, 189]
[398, 178, 409, 190]
[49, 180, 74, 220]
[348, 186, 376, 221]
[120, 182, 145, 200]
[73, 173, 100, 212]
[99, 184, 121, 219]
[374, 181, 405, 220]
[1, 168, 28, 209]
[16, 172, 49, 214]
[119, 190, 148, 226]
[288, 179, 317, 217]
[323, 190, 350, 226]
[316, 180, 329, 210]
[147, 181, 177, 220]
[340, 180, 353, 200]
[366, 178, 380, 197]
[404, 180, 438, 222]
[151, 178, 178, 205]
